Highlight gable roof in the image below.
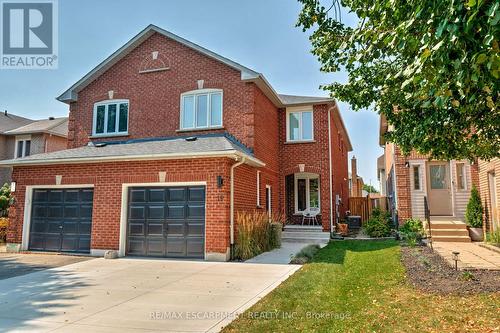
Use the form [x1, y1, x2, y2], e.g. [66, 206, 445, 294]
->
[57, 24, 284, 105]
[0, 112, 33, 134]
[279, 94, 333, 106]
[4, 117, 69, 137]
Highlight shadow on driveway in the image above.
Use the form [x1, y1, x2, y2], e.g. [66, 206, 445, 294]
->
[0, 252, 92, 280]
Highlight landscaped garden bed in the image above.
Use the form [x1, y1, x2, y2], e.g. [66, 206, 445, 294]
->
[401, 245, 500, 295]
[223, 240, 500, 332]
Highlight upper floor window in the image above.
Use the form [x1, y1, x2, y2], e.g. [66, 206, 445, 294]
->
[180, 89, 223, 130]
[15, 137, 31, 158]
[287, 109, 313, 142]
[93, 100, 129, 136]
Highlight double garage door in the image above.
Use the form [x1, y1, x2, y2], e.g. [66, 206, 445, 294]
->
[28, 186, 205, 258]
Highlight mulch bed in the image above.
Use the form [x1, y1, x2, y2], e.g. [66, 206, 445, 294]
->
[401, 245, 500, 295]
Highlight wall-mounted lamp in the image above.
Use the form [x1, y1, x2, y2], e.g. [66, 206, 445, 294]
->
[10, 182, 16, 193]
[404, 162, 410, 168]
[217, 175, 224, 188]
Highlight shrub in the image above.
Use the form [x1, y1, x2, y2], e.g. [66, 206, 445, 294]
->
[0, 183, 13, 218]
[290, 244, 321, 264]
[364, 208, 392, 237]
[465, 185, 483, 228]
[485, 230, 500, 245]
[234, 211, 285, 260]
[0, 217, 7, 243]
[399, 218, 425, 246]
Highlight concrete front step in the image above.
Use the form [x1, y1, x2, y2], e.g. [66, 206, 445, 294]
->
[430, 229, 470, 237]
[428, 222, 468, 230]
[432, 235, 471, 243]
[284, 225, 323, 232]
[281, 229, 330, 243]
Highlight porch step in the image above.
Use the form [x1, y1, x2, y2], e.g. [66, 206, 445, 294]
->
[430, 229, 470, 237]
[428, 221, 467, 230]
[282, 226, 330, 243]
[431, 235, 471, 243]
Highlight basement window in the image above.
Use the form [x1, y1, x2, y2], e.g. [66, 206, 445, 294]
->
[93, 100, 129, 136]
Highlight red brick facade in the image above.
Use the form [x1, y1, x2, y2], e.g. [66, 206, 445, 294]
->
[7, 30, 350, 259]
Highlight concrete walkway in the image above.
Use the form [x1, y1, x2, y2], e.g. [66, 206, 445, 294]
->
[432, 242, 500, 270]
[245, 242, 322, 264]
[0, 257, 300, 332]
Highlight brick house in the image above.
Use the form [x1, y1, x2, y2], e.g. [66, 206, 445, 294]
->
[478, 158, 499, 234]
[0, 112, 68, 185]
[1, 25, 351, 260]
[379, 115, 479, 241]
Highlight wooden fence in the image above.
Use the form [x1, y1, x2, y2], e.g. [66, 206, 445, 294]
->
[349, 196, 388, 224]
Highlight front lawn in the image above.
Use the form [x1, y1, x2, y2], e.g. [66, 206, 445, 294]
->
[223, 240, 499, 332]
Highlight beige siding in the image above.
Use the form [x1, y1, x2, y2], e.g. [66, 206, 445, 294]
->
[478, 158, 500, 232]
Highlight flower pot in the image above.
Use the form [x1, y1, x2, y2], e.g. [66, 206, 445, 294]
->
[468, 227, 484, 241]
[337, 223, 349, 236]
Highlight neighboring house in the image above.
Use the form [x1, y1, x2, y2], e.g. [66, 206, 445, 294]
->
[0, 116, 69, 185]
[349, 156, 364, 197]
[377, 154, 387, 196]
[0, 111, 33, 185]
[478, 158, 499, 234]
[1, 25, 351, 260]
[379, 115, 479, 242]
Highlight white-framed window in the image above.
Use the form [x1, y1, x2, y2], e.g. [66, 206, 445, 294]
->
[92, 99, 129, 136]
[456, 162, 466, 190]
[286, 109, 313, 142]
[294, 173, 320, 214]
[266, 185, 272, 217]
[14, 136, 31, 158]
[256, 171, 261, 207]
[413, 165, 421, 190]
[180, 89, 223, 130]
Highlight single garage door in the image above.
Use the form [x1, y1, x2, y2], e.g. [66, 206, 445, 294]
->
[127, 186, 205, 258]
[29, 188, 94, 253]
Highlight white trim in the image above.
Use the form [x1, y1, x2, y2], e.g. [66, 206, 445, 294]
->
[92, 99, 129, 137]
[21, 184, 95, 252]
[180, 89, 223, 130]
[256, 171, 261, 207]
[119, 181, 207, 258]
[293, 172, 320, 214]
[286, 107, 314, 143]
[0, 150, 266, 168]
[265, 184, 272, 218]
[455, 162, 467, 191]
[14, 135, 32, 158]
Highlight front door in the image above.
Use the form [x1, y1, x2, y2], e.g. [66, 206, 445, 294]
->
[426, 162, 453, 215]
[488, 172, 498, 231]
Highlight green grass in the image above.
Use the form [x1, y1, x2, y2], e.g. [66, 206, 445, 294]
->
[223, 240, 499, 333]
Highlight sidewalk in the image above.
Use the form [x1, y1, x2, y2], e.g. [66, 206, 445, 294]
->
[432, 242, 500, 270]
[246, 242, 325, 264]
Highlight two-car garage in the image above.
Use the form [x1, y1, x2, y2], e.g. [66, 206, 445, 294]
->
[27, 185, 206, 259]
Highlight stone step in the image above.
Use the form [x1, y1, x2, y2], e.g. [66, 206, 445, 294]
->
[281, 237, 330, 244]
[281, 230, 330, 244]
[429, 229, 470, 237]
[431, 235, 471, 243]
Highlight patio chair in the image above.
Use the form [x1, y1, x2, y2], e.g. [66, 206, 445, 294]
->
[302, 207, 320, 226]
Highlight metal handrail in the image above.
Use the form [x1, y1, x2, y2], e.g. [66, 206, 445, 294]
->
[424, 196, 433, 251]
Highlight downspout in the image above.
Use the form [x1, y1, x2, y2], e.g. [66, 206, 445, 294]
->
[328, 108, 334, 233]
[230, 156, 246, 260]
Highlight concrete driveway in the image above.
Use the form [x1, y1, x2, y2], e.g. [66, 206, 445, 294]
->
[0, 258, 300, 332]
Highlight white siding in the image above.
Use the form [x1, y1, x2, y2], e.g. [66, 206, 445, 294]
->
[451, 160, 472, 219]
[409, 160, 426, 219]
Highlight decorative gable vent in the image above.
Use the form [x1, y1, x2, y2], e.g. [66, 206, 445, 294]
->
[139, 51, 170, 74]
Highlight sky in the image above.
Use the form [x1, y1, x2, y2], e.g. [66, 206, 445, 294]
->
[0, 0, 383, 190]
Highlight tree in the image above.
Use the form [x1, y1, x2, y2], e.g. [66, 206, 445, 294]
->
[465, 185, 483, 227]
[0, 183, 13, 217]
[297, 0, 500, 160]
[362, 184, 379, 193]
